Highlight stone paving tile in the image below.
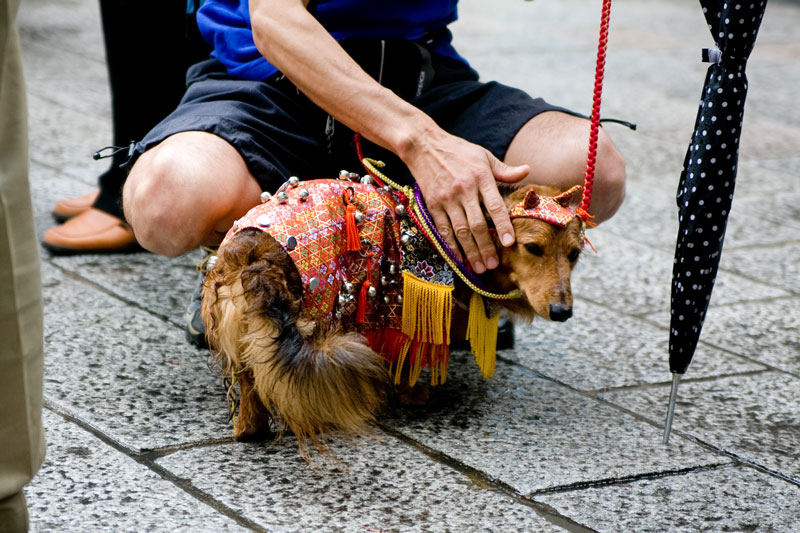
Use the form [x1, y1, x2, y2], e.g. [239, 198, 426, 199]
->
[508, 299, 766, 392]
[26, 411, 249, 533]
[601, 372, 800, 480]
[51, 251, 199, 327]
[538, 465, 800, 533]
[720, 241, 800, 297]
[572, 229, 789, 317]
[156, 437, 561, 533]
[27, 92, 111, 185]
[16, 0, 105, 60]
[383, 359, 729, 496]
[604, 180, 800, 252]
[683, 297, 800, 375]
[42, 262, 231, 452]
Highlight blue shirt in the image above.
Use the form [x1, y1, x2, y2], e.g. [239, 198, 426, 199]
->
[197, 0, 463, 81]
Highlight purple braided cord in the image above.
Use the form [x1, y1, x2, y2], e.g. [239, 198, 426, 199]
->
[412, 184, 488, 289]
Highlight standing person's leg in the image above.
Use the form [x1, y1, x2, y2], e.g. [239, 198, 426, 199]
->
[43, 0, 211, 254]
[0, 1, 46, 531]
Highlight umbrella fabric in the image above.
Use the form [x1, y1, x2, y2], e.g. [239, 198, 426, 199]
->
[670, 0, 766, 374]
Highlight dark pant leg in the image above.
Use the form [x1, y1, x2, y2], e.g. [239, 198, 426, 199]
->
[94, 0, 211, 219]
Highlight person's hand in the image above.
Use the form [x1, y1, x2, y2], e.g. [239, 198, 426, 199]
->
[404, 132, 530, 274]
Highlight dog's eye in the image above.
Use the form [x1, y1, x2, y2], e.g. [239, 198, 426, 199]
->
[524, 243, 544, 257]
[568, 249, 581, 262]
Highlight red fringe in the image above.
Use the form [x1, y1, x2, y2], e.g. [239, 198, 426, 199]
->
[357, 279, 369, 323]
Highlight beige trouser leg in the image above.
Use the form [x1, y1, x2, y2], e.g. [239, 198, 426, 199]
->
[0, 1, 45, 531]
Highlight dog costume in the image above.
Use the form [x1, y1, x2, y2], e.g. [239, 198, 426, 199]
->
[220, 173, 584, 386]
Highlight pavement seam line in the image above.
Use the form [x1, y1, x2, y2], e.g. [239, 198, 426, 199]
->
[42, 402, 266, 532]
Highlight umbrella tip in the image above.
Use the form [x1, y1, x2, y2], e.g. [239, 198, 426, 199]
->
[663, 373, 682, 445]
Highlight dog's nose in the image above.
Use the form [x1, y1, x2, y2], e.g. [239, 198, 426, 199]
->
[549, 303, 572, 322]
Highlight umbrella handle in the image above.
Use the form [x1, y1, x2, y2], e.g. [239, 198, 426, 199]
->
[662, 373, 682, 444]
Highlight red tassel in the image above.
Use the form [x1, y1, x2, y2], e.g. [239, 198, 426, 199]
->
[357, 279, 369, 323]
[344, 188, 360, 251]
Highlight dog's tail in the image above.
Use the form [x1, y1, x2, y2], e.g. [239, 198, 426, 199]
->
[202, 229, 388, 449]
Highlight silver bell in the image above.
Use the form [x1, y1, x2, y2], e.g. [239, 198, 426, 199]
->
[388, 263, 397, 275]
[277, 191, 289, 203]
[232, 219, 240, 230]
[339, 170, 350, 179]
[205, 255, 218, 271]
[342, 281, 355, 294]
[287, 176, 300, 187]
[383, 295, 391, 304]
[395, 294, 403, 304]
[298, 189, 310, 201]
[395, 204, 406, 216]
[286, 236, 297, 250]
[260, 191, 272, 203]
[401, 233, 411, 245]
[380, 276, 389, 287]
[360, 175, 373, 185]
[308, 277, 320, 291]
[256, 214, 270, 227]
[367, 285, 378, 298]
[349, 172, 360, 181]
[354, 211, 364, 223]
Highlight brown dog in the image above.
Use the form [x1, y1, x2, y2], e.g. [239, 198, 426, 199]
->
[201, 178, 585, 451]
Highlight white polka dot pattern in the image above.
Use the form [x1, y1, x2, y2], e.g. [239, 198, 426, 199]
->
[670, 1, 766, 374]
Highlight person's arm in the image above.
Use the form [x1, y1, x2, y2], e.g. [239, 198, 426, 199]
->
[250, 0, 528, 273]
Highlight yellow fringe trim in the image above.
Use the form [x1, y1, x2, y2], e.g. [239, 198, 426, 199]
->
[467, 292, 500, 378]
[401, 271, 453, 345]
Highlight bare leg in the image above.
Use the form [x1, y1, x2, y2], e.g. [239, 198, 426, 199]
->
[504, 111, 626, 224]
[123, 131, 263, 256]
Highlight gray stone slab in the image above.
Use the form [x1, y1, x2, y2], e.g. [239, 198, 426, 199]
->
[572, 228, 789, 317]
[156, 436, 561, 533]
[539, 465, 800, 533]
[685, 297, 800, 375]
[721, 241, 800, 297]
[27, 92, 112, 183]
[50, 251, 200, 328]
[17, 0, 106, 60]
[601, 372, 800, 479]
[509, 298, 767, 392]
[41, 262, 231, 451]
[384, 359, 729, 496]
[26, 410, 248, 533]
[605, 180, 800, 252]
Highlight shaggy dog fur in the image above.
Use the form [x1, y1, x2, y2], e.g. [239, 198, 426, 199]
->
[201, 184, 584, 451]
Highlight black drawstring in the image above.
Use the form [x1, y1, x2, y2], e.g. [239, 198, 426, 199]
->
[93, 140, 135, 161]
[599, 118, 637, 131]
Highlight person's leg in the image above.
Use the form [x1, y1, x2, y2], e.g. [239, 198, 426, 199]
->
[504, 111, 626, 224]
[0, 1, 46, 530]
[123, 131, 263, 257]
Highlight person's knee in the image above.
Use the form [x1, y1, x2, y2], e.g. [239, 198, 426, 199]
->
[124, 143, 205, 256]
[593, 128, 626, 222]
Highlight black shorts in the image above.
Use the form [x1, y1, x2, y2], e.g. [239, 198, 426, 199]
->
[127, 37, 579, 192]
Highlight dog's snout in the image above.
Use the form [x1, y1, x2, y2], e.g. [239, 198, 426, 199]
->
[549, 303, 572, 322]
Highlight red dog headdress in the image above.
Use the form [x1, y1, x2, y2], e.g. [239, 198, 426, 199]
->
[508, 185, 582, 227]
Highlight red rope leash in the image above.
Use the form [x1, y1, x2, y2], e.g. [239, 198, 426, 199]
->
[579, 0, 612, 223]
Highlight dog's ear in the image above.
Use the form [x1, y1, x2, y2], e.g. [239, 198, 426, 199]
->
[522, 188, 540, 210]
[553, 185, 583, 207]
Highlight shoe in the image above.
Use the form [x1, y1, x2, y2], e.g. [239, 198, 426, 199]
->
[51, 190, 99, 223]
[42, 208, 140, 254]
[496, 315, 515, 351]
[449, 314, 515, 352]
[183, 247, 218, 349]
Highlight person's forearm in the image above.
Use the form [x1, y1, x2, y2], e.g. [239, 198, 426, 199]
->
[249, 0, 443, 162]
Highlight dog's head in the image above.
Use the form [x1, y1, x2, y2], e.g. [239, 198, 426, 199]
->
[488, 185, 586, 322]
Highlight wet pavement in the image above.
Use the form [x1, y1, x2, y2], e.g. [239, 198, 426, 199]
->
[17, 0, 800, 531]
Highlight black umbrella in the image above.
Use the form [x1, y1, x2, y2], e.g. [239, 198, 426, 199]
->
[664, 0, 767, 444]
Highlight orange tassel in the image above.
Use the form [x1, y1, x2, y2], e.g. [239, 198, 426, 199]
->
[344, 188, 360, 251]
